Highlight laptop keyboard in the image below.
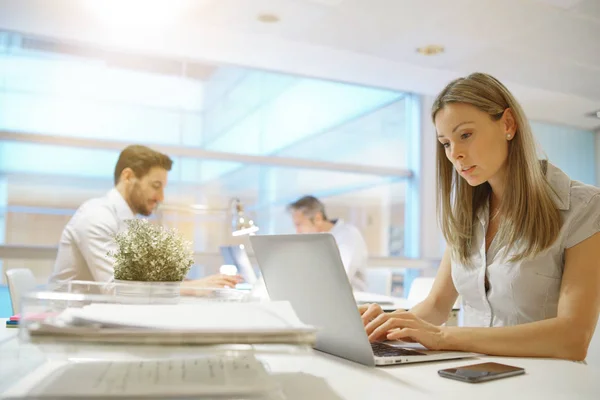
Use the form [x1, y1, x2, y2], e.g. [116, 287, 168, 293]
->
[371, 342, 426, 357]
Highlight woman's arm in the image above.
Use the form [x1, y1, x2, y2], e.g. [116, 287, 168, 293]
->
[442, 232, 600, 361]
[410, 247, 459, 325]
[360, 247, 458, 326]
[368, 232, 600, 361]
[359, 247, 458, 326]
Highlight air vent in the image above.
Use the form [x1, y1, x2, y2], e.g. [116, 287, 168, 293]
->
[21, 36, 100, 59]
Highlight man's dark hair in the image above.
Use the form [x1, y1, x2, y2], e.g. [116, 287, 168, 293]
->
[114, 145, 173, 185]
[287, 195, 328, 220]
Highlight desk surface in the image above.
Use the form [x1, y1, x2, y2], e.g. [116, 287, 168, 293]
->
[1, 318, 598, 399]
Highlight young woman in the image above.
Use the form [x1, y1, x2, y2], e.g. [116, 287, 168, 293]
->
[361, 73, 600, 361]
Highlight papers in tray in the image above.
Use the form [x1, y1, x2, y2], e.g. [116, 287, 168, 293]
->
[28, 355, 281, 399]
[0, 354, 281, 399]
[26, 301, 317, 346]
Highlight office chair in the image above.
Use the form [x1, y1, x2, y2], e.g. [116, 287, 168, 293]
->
[407, 277, 461, 326]
[407, 277, 436, 305]
[5, 268, 36, 315]
[364, 269, 392, 296]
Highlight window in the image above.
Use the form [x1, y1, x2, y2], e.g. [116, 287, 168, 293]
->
[0, 31, 420, 283]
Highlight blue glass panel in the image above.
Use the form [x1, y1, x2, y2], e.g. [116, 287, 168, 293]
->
[532, 121, 596, 185]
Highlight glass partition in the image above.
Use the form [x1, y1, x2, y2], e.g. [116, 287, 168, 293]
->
[0, 30, 421, 290]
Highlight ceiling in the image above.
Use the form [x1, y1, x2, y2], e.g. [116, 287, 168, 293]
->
[0, 0, 598, 129]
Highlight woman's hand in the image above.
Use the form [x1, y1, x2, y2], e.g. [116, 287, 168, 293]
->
[365, 310, 447, 350]
[358, 303, 384, 326]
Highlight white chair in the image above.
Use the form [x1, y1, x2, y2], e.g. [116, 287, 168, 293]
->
[5, 268, 36, 315]
[364, 269, 392, 296]
[406, 277, 435, 305]
[407, 276, 461, 304]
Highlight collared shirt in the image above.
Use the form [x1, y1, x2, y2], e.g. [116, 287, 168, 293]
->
[330, 219, 368, 291]
[452, 163, 600, 327]
[49, 189, 135, 284]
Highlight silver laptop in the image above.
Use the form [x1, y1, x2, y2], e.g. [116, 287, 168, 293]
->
[250, 233, 477, 366]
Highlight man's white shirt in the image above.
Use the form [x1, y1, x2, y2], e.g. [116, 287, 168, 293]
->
[329, 219, 368, 291]
[49, 189, 134, 284]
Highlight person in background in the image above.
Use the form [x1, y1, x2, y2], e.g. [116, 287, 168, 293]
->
[360, 72, 600, 361]
[49, 145, 241, 289]
[288, 195, 368, 291]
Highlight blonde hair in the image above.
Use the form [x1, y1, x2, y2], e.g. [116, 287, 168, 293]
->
[432, 72, 561, 265]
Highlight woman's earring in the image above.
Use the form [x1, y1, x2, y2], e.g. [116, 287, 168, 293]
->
[507, 134, 511, 139]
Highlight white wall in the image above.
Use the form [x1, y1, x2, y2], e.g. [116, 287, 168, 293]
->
[419, 96, 445, 259]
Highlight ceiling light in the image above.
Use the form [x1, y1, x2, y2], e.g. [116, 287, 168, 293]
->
[584, 110, 600, 119]
[416, 45, 445, 56]
[257, 13, 280, 23]
[597, 111, 600, 119]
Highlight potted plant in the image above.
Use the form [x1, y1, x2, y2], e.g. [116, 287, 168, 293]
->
[108, 219, 194, 303]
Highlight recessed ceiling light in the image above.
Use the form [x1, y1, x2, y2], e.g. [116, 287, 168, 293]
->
[257, 13, 280, 23]
[416, 45, 445, 56]
[597, 110, 600, 119]
[584, 110, 600, 119]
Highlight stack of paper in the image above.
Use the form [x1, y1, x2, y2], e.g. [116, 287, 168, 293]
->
[23, 355, 282, 399]
[26, 301, 317, 346]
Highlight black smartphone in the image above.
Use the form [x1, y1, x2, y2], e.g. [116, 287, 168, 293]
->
[438, 362, 525, 383]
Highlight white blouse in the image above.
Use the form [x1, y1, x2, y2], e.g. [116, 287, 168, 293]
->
[329, 219, 368, 292]
[452, 163, 600, 327]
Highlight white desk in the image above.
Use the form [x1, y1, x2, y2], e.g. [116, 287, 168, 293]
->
[1, 319, 599, 399]
[0, 320, 17, 343]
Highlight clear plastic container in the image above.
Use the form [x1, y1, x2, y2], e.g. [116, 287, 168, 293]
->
[0, 338, 293, 399]
[0, 283, 315, 399]
[18, 288, 314, 346]
[51, 279, 252, 304]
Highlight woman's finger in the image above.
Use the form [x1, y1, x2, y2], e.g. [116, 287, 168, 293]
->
[368, 318, 399, 342]
[361, 304, 383, 325]
[368, 318, 420, 342]
[365, 312, 390, 336]
[386, 328, 420, 342]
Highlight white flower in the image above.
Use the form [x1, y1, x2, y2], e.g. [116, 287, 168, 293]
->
[108, 219, 194, 282]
